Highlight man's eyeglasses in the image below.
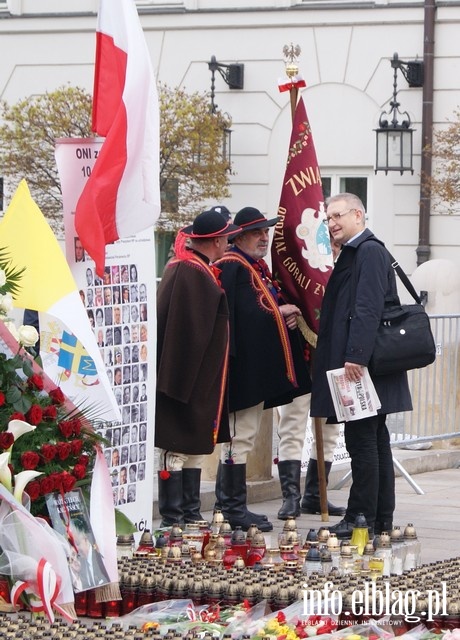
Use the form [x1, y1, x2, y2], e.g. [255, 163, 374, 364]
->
[323, 208, 356, 224]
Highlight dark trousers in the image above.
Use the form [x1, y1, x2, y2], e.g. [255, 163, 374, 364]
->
[344, 413, 395, 527]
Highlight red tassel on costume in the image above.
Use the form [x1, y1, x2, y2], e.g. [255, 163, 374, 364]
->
[173, 230, 190, 260]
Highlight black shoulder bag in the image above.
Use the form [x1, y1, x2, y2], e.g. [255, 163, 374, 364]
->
[351, 249, 436, 376]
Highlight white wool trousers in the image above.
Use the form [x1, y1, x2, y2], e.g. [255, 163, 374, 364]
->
[158, 450, 205, 471]
[277, 393, 341, 462]
[220, 402, 265, 464]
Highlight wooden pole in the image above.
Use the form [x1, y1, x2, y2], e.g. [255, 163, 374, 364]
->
[289, 86, 298, 124]
[289, 82, 329, 523]
[309, 344, 329, 523]
[314, 417, 329, 522]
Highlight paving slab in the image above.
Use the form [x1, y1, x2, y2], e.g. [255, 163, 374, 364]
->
[152, 448, 460, 566]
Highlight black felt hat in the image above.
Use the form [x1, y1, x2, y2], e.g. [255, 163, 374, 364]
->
[209, 205, 232, 221]
[233, 207, 279, 234]
[182, 210, 241, 238]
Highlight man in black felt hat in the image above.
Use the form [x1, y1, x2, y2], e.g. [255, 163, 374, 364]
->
[209, 205, 231, 221]
[155, 210, 241, 527]
[214, 206, 312, 532]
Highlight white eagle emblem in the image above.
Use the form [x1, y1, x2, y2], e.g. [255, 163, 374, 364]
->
[295, 203, 333, 272]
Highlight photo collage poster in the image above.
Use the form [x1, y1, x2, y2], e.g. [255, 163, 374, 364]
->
[82, 251, 150, 506]
[55, 139, 156, 535]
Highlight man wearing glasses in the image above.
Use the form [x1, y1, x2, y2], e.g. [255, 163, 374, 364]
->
[310, 192, 412, 538]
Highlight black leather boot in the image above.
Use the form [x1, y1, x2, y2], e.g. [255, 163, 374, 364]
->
[220, 463, 273, 532]
[215, 460, 268, 522]
[300, 459, 345, 516]
[182, 468, 204, 523]
[214, 460, 224, 511]
[277, 460, 301, 519]
[158, 470, 184, 527]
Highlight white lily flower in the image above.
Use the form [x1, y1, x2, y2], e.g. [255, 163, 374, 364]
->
[0, 451, 13, 492]
[7, 419, 36, 442]
[0, 269, 6, 287]
[13, 469, 42, 502]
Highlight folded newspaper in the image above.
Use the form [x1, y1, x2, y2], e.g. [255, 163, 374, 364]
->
[326, 366, 381, 422]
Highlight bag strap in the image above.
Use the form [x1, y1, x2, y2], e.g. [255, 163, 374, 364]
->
[385, 251, 422, 305]
[349, 240, 421, 318]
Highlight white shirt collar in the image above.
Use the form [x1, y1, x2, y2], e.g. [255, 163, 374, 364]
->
[345, 229, 366, 245]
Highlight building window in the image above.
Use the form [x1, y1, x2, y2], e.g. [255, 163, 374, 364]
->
[160, 178, 178, 214]
[322, 174, 368, 210]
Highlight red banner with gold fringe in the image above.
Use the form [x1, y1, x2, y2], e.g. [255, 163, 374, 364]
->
[271, 96, 333, 348]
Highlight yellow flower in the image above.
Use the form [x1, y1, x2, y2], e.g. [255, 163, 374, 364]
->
[141, 621, 160, 631]
[266, 620, 280, 632]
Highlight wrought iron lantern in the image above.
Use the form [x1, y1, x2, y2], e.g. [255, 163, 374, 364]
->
[208, 55, 244, 170]
[375, 53, 424, 175]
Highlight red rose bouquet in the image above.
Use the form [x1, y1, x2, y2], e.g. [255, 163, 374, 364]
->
[0, 253, 104, 515]
[0, 336, 104, 515]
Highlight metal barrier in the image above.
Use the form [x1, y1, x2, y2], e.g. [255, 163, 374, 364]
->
[334, 313, 460, 495]
[387, 314, 460, 446]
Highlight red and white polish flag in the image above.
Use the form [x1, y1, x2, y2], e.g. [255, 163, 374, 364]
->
[75, 0, 160, 276]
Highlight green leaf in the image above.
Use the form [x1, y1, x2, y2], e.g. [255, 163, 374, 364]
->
[22, 359, 34, 378]
[5, 355, 23, 372]
[6, 386, 22, 403]
[115, 509, 137, 535]
[12, 395, 32, 414]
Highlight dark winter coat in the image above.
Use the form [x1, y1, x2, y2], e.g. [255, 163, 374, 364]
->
[155, 253, 230, 454]
[216, 248, 311, 412]
[310, 228, 413, 420]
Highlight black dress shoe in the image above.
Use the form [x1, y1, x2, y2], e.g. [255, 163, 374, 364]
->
[326, 518, 354, 539]
[374, 521, 393, 535]
[301, 500, 346, 516]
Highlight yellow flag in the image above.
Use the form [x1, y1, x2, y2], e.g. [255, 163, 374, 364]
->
[0, 179, 76, 311]
[0, 179, 120, 421]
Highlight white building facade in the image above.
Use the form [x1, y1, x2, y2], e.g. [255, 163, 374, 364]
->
[1, 0, 459, 274]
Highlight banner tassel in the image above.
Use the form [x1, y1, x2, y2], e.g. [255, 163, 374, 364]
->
[57, 601, 77, 620]
[95, 581, 122, 603]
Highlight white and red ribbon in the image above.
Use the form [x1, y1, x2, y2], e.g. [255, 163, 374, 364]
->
[278, 74, 307, 93]
[0, 483, 75, 621]
[11, 558, 73, 623]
